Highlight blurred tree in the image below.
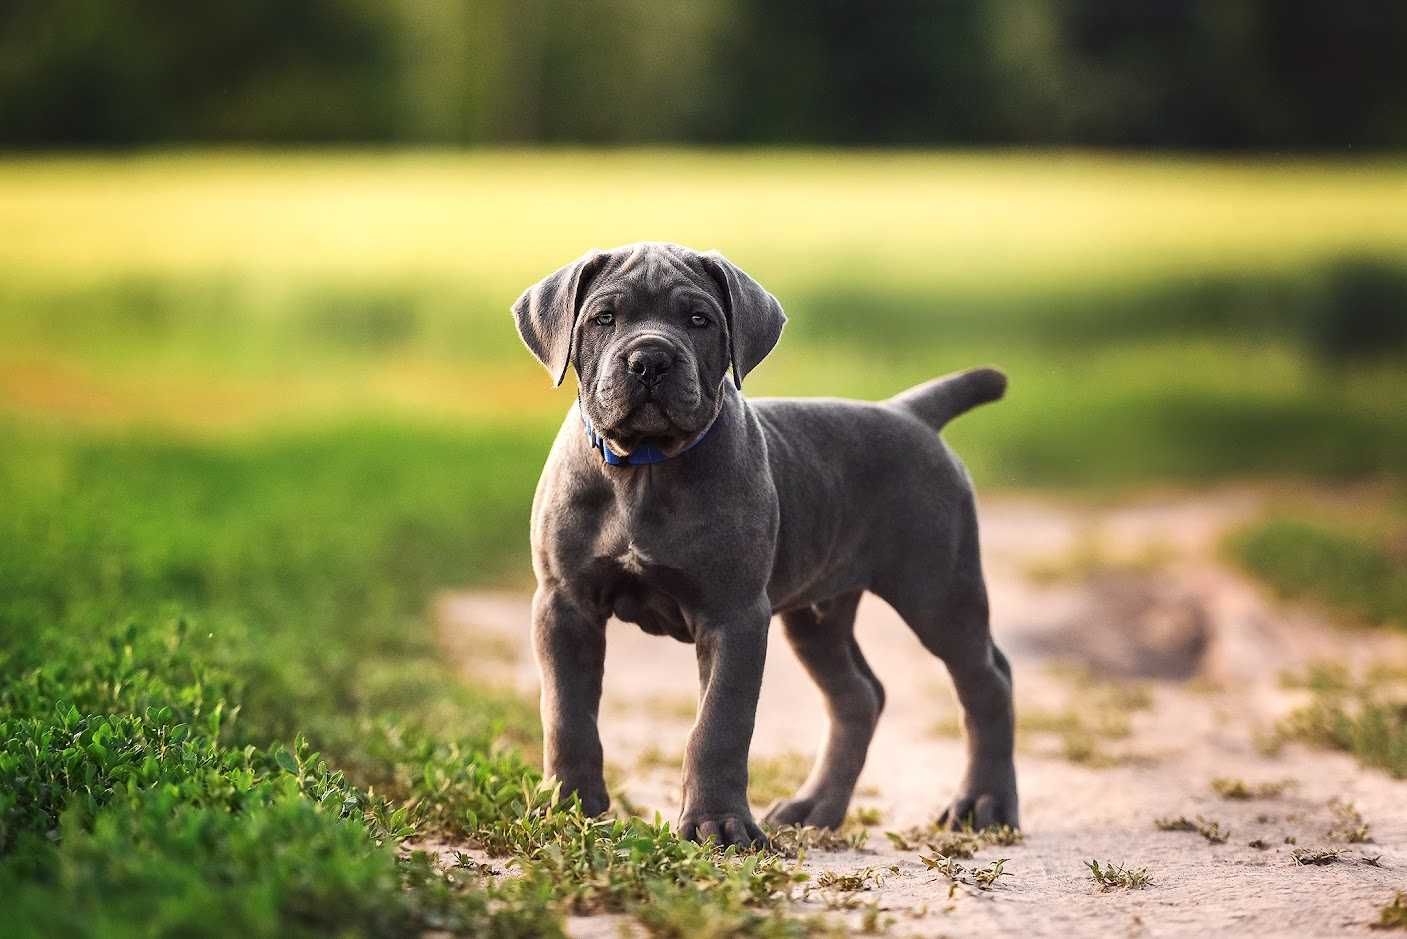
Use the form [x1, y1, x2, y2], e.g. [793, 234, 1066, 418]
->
[1, 0, 1404, 148]
[709, 0, 1000, 143]
[0, 0, 399, 144]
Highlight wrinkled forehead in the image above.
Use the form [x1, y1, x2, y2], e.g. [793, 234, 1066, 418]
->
[590, 244, 722, 308]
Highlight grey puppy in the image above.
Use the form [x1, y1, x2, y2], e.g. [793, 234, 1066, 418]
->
[513, 242, 1017, 848]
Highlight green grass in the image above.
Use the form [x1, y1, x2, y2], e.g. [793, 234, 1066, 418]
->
[1273, 664, 1407, 779]
[0, 422, 550, 935]
[0, 423, 826, 936]
[1376, 892, 1407, 930]
[1209, 777, 1293, 800]
[1229, 513, 1407, 629]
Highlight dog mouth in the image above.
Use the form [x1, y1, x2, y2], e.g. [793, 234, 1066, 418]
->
[592, 394, 706, 457]
[627, 400, 673, 434]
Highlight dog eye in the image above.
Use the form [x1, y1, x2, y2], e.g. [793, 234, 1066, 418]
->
[594, 311, 615, 326]
[689, 313, 710, 328]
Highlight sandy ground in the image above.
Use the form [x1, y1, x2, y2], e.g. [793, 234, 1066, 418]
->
[437, 490, 1407, 937]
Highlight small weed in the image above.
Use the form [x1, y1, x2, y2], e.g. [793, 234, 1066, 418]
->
[1372, 891, 1407, 930]
[925, 832, 983, 860]
[1248, 839, 1271, 850]
[1327, 799, 1373, 843]
[1292, 847, 1347, 866]
[980, 824, 1025, 847]
[1154, 815, 1229, 844]
[1086, 859, 1154, 890]
[885, 821, 1022, 853]
[1273, 668, 1407, 779]
[814, 865, 895, 893]
[1328, 799, 1373, 844]
[450, 852, 497, 876]
[858, 901, 895, 934]
[921, 852, 965, 879]
[769, 824, 870, 857]
[850, 806, 885, 827]
[972, 858, 1012, 890]
[921, 853, 1012, 892]
[1211, 777, 1294, 800]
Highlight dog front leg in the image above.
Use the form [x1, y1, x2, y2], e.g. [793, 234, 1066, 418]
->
[678, 602, 771, 849]
[532, 586, 609, 815]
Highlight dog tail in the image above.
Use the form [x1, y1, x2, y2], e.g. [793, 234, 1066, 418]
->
[887, 366, 1007, 431]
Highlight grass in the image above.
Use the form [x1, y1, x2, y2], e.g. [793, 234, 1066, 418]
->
[1327, 800, 1373, 843]
[769, 825, 870, 856]
[813, 867, 891, 892]
[920, 854, 1013, 892]
[1154, 815, 1230, 845]
[1086, 860, 1154, 890]
[1376, 892, 1407, 931]
[0, 422, 553, 936]
[0, 423, 825, 937]
[1273, 664, 1407, 778]
[1210, 777, 1294, 800]
[1229, 510, 1407, 630]
[885, 822, 1023, 855]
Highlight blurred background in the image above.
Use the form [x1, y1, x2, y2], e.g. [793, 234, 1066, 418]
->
[2, 0, 1405, 588]
[4, 2, 1407, 571]
[3, 4, 1407, 932]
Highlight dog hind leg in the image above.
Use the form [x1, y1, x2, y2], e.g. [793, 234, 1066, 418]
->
[874, 531, 1019, 830]
[764, 590, 883, 830]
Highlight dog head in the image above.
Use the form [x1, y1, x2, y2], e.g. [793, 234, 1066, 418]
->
[513, 242, 785, 457]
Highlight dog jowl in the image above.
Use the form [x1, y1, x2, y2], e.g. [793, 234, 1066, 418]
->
[513, 242, 1017, 848]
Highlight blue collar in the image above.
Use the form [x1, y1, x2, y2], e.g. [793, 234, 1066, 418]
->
[579, 405, 717, 467]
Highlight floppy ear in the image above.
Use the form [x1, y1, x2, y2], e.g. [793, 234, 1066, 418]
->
[511, 250, 609, 386]
[700, 251, 786, 389]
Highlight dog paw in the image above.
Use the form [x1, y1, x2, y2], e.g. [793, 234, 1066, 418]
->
[577, 789, 610, 817]
[763, 796, 846, 830]
[938, 790, 1019, 831]
[555, 778, 609, 817]
[679, 811, 769, 850]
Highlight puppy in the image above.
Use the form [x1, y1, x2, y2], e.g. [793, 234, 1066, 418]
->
[513, 242, 1016, 848]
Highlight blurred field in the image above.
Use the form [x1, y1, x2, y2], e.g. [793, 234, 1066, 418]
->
[4, 151, 1407, 286]
[2, 150, 1406, 487]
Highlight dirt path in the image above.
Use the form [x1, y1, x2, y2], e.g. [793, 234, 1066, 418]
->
[438, 491, 1407, 937]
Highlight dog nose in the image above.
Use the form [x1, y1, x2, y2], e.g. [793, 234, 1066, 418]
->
[624, 345, 674, 388]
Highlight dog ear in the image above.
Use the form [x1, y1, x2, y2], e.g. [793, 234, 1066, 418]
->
[700, 251, 786, 389]
[511, 250, 609, 386]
